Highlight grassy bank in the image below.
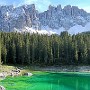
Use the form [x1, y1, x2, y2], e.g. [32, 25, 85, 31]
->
[0, 65, 90, 75]
[0, 65, 46, 78]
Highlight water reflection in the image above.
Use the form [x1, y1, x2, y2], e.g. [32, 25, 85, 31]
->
[1, 73, 90, 90]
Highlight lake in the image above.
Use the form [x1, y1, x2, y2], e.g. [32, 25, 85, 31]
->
[0, 72, 90, 90]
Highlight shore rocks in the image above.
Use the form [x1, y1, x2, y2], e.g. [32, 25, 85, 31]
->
[0, 73, 6, 79]
[0, 73, 4, 78]
[24, 72, 33, 76]
[10, 68, 20, 76]
[0, 86, 5, 90]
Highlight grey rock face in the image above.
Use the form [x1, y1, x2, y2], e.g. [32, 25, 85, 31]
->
[63, 5, 72, 16]
[0, 4, 40, 32]
[24, 72, 33, 76]
[39, 5, 90, 30]
[0, 4, 90, 32]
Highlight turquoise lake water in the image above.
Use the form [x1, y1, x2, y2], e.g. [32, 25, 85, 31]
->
[0, 72, 90, 90]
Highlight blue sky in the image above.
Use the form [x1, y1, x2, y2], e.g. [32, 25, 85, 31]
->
[0, 0, 90, 12]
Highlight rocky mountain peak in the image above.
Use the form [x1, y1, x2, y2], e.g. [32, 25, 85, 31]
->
[0, 4, 90, 34]
[57, 5, 62, 11]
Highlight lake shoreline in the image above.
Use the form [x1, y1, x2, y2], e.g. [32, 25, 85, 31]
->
[0, 65, 90, 80]
[30, 65, 90, 73]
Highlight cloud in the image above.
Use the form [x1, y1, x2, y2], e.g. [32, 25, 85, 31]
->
[76, 1, 90, 13]
[0, 0, 51, 12]
[77, 5, 90, 13]
[83, 6, 90, 13]
[0, 0, 7, 5]
[0, 0, 90, 13]
[23, 0, 52, 12]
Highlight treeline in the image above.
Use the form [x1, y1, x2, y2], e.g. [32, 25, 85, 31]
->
[0, 31, 90, 65]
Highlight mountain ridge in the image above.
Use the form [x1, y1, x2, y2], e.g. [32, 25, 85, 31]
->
[0, 4, 90, 34]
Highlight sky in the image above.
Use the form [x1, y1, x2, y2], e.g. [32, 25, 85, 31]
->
[0, 0, 90, 12]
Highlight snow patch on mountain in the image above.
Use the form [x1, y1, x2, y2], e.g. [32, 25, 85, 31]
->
[68, 22, 90, 34]
[0, 4, 90, 34]
[14, 22, 90, 35]
[14, 26, 56, 35]
[40, 22, 90, 35]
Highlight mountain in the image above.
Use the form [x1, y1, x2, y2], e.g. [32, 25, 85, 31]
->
[0, 4, 90, 34]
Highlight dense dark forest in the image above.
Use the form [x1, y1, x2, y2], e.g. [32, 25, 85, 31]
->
[0, 31, 90, 65]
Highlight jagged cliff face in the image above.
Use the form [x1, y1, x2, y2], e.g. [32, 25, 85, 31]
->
[0, 4, 40, 32]
[39, 5, 89, 29]
[0, 4, 90, 34]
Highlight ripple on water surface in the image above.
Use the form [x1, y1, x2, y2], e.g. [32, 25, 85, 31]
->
[1, 72, 90, 90]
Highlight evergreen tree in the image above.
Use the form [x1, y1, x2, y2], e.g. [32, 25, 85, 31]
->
[1, 32, 90, 65]
[0, 32, 1, 64]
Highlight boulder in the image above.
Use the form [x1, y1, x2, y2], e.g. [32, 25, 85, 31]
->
[0, 73, 5, 78]
[0, 86, 5, 90]
[24, 72, 33, 76]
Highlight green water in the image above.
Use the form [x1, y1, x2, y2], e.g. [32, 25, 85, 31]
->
[0, 72, 90, 90]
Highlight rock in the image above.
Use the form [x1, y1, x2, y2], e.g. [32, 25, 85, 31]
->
[0, 4, 90, 33]
[24, 72, 33, 76]
[10, 69, 20, 76]
[12, 69, 20, 73]
[57, 5, 62, 11]
[0, 73, 5, 78]
[63, 5, 72, 16]
[0, 86, 5, 90]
